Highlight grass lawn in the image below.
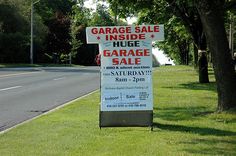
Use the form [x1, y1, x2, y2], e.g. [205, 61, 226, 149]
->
[0, 66, 235, 156]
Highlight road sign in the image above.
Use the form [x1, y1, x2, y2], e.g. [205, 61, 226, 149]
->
[86, 25, 164, 128]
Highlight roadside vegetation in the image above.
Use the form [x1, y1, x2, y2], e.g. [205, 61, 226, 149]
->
[0, 66, 235, 156]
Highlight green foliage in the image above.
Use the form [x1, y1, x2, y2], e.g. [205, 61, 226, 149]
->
[107, 0, 195, 65]
[70, 5, 92, 64]
[0, 0, 48, 63]
[34, 0, 76, 63]
[155, 17, 193, 65]
[0, 0, 30, 63]
[35, 0, 76, 22]
[90, 4, 115, 26]
[70, 2, 124, 65]
[0, 32, 29, 63]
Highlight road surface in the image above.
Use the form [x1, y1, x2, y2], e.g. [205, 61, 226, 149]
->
[0, 66, 100, 132]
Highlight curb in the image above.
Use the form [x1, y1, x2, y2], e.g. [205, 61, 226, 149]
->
[0, 90, 98, 134]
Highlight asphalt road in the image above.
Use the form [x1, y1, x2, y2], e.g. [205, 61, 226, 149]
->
[0, 66, 100, 132]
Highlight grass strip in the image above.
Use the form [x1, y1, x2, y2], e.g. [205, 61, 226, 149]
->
[0, 66, 235, 156]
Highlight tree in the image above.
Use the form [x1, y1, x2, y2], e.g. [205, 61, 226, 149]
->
[0, 0, 49, 63]
[45, 11, 72, 63]
[195, 0, 236, 111]
[0, 2, 27, 63]
[165, 0, 209, 83]
[34, 0, 76, 63]
[107, 0, 236, 111]
[90, 4, 115, 26]
[0, 0, 34, 63]
[107, 0, 209, 82]
[70, 4, 96, 65]
[147, 16, 193, 65]
[70, 3, 120, 65]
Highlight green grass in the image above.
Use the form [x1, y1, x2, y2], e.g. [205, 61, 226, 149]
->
[0, 66, 235, 156]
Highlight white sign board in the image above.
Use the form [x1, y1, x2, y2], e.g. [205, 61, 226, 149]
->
[99, 41, 153, 111]
[86, 25, 164, 112]
[86, 25, 164, 43]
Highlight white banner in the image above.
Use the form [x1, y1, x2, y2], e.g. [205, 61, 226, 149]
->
[100, 41, 153, 111]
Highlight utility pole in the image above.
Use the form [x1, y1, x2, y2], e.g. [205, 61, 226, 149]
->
[30, 0, 40, 64]
[229, 14, 235, 58]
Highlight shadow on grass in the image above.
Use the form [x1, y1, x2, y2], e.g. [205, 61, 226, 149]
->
[181, 138, 236, 155]
[164, 82, 217, 93]
[153, 122, 236, 136]
[153, 106, 214, 121]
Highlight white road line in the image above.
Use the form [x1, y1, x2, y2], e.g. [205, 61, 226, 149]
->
[0, 86, 22, 91]
[53, 77, 66, 81]
[0, 71, 41, 79]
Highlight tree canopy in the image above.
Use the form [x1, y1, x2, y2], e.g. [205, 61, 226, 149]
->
[106, 0, 236, 111]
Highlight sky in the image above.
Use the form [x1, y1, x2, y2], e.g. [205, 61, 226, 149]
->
[152, 47, 175, 65]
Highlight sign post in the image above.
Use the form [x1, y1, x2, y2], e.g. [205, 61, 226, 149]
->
[86, 25, 164, 128]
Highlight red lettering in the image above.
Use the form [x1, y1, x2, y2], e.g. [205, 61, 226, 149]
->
[127, 49, 135, 56]
[93, 26, 133, 35]
[103, 50, 110, 57]
[130, 34, 138, 40]
[141, 26, 148, 33]
[135, 26, 140, 33]
[112, 58, 119, 65]
[112, 58, 141, 65]
[135, 58, 141, 64]
[112, 27, 118, 34]
[139, 34, 145, 40]
[103, 49, 150, 57]
[135, 25, 159, 33]
[144, 49, 150, 56]
[105, 28, 112, 34]
[110, 35, 118, 40]
[154, 25, 159, 32]
[92, 26, 158, 36]
[136, 49, 143, 56]
[91, 28, 98, 34]
[120, 50, 127, 56]
[105, 34, 146, 41]
[119, 34, 125, 40]
[120, 58, 127, 64]
[111, 50, 118, 56]
[118, 27, 124, 33]
[126, 27, 132, 33]
[99, 28, 105, 34]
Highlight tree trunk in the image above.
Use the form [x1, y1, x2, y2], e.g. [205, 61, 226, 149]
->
[196, 0, 236, 111]
[197, 32, 209, 83]
[193, 44, 198, 68]
[198, 50, 209, 83]
[166, 1, 209, 82]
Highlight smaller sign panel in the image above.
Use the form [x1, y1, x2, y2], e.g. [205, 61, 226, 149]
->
[86, 25, 164, 44]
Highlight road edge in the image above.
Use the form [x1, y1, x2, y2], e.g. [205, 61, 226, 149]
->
[0, 90, 98, 134]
